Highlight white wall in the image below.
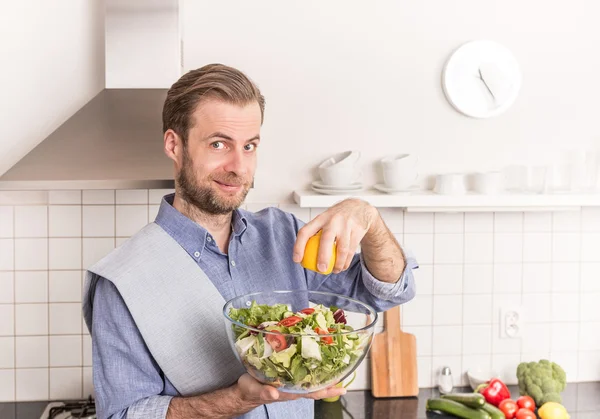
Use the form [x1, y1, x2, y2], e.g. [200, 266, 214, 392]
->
[181, 0, 600, 202]
[105, 0, 180, 88]
[0, 0, 106, 177]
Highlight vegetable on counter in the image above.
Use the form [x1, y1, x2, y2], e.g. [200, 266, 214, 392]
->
[498, 399, 518, 419]
[537, 402, 571, 419]
[426, 398, 491, 419]
[516, 359, 567, 406]
[475, 378, 511, 406]
[480, 402, 505, 419]
[515, 408, 537, 419]
[516, 396, 536, 412]
[441, 392, 486, 409]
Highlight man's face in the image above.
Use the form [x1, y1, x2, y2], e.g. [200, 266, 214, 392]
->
[176, 99, 261, 215]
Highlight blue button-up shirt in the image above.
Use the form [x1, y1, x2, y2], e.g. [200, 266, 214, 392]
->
[90, 194, 417, 419]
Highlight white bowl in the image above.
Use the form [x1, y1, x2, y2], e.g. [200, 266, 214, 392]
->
[466, 368, 499, 390]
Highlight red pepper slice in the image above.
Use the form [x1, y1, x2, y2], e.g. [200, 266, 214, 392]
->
[300, 308, 315, 315]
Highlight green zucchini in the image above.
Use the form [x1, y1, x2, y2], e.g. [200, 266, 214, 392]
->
[480, 402, 505, 419]
[441, 393, 486, 408]
[426, 398, 491, 419]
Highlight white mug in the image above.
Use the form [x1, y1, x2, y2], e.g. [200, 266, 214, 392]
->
[434, 173, 467, 195]
[472, 171, 505, 195]
[319, 151, 361, 169]
[380, 154, 419, 190]
[319, 165, 362, 187]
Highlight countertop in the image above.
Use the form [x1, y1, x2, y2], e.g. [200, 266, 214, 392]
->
[1, 383, 598, 419]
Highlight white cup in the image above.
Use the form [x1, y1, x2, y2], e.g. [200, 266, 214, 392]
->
[319, 151, 361, 169]
[380, 154, 419, 190]
[472, 171, 505, 195]
[319, 165, 361, 187]
[434, 173, 467, 195]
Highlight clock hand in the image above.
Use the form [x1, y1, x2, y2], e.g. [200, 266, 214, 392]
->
[478, 68, 496, 101]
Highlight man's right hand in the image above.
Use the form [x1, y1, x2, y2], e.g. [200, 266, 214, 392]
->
[235, 373, 347, 406]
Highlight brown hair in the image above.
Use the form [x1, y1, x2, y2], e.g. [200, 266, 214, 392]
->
[162, 63, 265, 146]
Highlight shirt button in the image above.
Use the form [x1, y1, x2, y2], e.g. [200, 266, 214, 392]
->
[231, 260, 236, 267]
[194, 251, 200, 257]
[207, 236, 212, 242]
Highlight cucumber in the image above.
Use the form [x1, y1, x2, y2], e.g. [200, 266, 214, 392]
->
[480, 402, 505, 419]
[426, 398, 491, 419]
[441, 393, 486, 408]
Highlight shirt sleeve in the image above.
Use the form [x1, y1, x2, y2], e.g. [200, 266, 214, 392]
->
[91, 277, 174, 419]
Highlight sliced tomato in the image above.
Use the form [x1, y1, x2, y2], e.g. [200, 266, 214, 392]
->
[278, 316, 302, 327]
[327, 328, 336, 332]
[315, 327, 334, 345]
[300, 308, 315, 315]
[265, 331, 288, 352]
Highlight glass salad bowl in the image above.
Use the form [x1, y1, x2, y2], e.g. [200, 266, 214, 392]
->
[222, 290, 377, 393]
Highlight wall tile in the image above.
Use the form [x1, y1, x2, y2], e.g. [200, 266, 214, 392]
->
[524, 212, 552, 232]
[15, 304, 47, 335]
[417, 357, 432, 388]
[83, 206, 115, 237]
[278, 204, 311, 224]
[432, 326, 462, 356]
[413, 264, 433, 295]
[463, 294, 492, 325]
[0, 191, 48, 206]
[464, 212, 493, 233]
[552, 293, 579, 322]
[431, 356, 462, 386]
[402, 295, 432, 326]
[434, 234, 463, 264]
[16, 336, 48, 368]
[492, 354, 521, 384]
[494, 233, 523, 263]
[50, 367, 82, 400]
[579, 322, 600, 351]
[552, 232, 581, 263]
[15, 271, 47, 303]
[580, 293, 600, 322]
[82, 190, 114, 205]
[148, 205, 160, 222]
[0, 369, 15, 401]
[581, 207, 600, 231]
[116, 205, 148, 237]
[578, 351, 600, 381]
[116, 237, 128, 248]
[0, 239, 14, 271]
[581, 232, 600, 262]
[0, 272, 14, 303]
[433, 265, 462, 295]
[16, 368, 48, 401]
[83, 238, 115, 269]
[551, 323, 579, 352]
[14, 238, 48, 270]
[49, 238, 81, 270]
[462, 325, 492, 355]
[522, 293, 552, 323]
[404, 213, 433, 234]
[494, 213, 523, 233]
[0, 304, 15, 336]
[522, 263, 552, 293]
[0, 206, 13, 238]
[83, 334, 92, 366]
[434, 213, 463, 233]
[14, 206, 47, 238]
[463, 264, 493, 294]
[550, 351, 579, 382]
[49, 271, 82, 303]
[403, 234, 433, 264]
[464, 233, 493, 263]
[377, 208, 403, 233]
[0, 336, 15, 368]
[581, 263, 600, 292]
[493, 264, 522, 294]
[551, 263, 579, 292]
[149, 189, 174, 205]
[403, 326, 432, 357]
[116, 189, 148, 204]
[50, 335, 82, 367]
[49, 206, 81, 237]
[522, 323, 551, 353]
[523, 232, 552, 262]
[552, 211, 581, 232]
[83, 367, 94, 398]
[49, 303, 82, 335]
[462, 354, 492, 385]
[433, 295, 462, 325]
[49, 190, 81, 205]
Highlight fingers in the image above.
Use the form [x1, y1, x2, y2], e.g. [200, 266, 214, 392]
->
[305, 386, 347, 400]
[317, 227, 337, 273]
[332, 227, 351, 274]
[342, 230, 360, 272]
[293, 218, 323, 263]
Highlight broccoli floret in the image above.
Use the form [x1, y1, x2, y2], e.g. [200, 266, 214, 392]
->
[516, 359, 567, 407]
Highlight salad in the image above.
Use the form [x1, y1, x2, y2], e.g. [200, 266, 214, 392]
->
[228, 301, 370, 390]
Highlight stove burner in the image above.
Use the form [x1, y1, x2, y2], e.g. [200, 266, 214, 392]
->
[48, 396, 96, 418]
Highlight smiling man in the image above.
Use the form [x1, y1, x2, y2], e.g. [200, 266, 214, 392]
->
[82, 64, 417, 419]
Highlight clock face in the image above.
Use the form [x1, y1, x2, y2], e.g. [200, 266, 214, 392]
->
[442, 40, 522, 118]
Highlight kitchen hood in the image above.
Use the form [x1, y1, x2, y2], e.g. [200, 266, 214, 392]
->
[0, 89, 175, 190]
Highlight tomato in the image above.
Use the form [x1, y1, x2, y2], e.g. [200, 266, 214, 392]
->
[499, 399, 518, 419]
[515, 408, 536, 419]
[265, 331, 288, 352]
[278, 316, 302, 327]
[516, 396, 536, 412]
[300, 308, 315, 315]
[315, 327, 334, 345]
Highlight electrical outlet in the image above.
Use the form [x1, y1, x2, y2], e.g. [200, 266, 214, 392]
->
[499, 306, 522, 339]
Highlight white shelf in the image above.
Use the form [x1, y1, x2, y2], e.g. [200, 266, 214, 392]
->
[293, 189, 600, 212]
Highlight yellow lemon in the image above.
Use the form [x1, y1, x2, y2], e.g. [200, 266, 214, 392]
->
[538, 402, 570, 419]
[300, 231, 336, 274]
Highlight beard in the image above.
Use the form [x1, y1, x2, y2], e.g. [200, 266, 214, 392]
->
[177, 148, 252, 215]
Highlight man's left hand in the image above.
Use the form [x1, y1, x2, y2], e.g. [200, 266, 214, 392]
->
[293, 198, 378, 274]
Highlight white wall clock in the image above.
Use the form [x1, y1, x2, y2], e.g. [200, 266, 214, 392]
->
[442, 40, 522, 119]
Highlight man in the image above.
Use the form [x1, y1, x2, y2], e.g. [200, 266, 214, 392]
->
[83, 63, 417, 419]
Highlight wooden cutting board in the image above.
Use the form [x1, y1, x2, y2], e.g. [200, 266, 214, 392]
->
[370, 305, 418, 398]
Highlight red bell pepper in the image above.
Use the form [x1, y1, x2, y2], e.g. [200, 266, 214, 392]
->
[475, 378, 511, 406]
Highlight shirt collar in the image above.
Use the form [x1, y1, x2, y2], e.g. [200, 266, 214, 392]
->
[154, 193, 248, 259]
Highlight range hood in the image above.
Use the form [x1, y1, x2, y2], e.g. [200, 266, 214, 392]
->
[0, 89, 175, 190]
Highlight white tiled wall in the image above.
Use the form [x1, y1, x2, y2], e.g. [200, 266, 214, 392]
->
[0, 189, 599, 401]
